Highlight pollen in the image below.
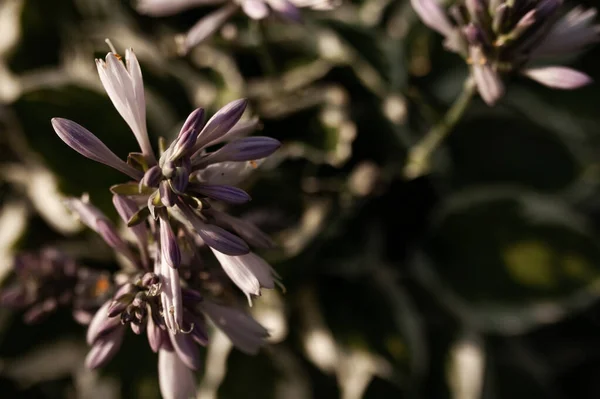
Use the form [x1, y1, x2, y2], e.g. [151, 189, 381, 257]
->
[249, 160, 258, 168]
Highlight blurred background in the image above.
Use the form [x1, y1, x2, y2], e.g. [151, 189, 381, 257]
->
[2, 0, 600, 398]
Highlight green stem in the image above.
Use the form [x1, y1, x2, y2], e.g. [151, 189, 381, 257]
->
[403, 78, 476, 179]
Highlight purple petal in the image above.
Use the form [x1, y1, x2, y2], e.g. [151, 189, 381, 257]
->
[181, 4, 239, 53]
[523, 66, 593, 89]
[158, 349, 197, 399]
[112, 194, 148, 252]
[147, 313, 164, 352]
[159, 216, 181, 268]
[141, 165, 163, 188]
[410, 0, 454, 37]
[51, 118, 142, 180]
[187, 183, 251, 204]
[179, 204, 250, 255]
[85, 327, 125, 369]
[201, 301, 269, 354]
[207, 117, 260, 146]
[194, 137, 281, 167]
[170, 332, 202, 370]
[193, 99, 249, 152]
[160, 180, 176, 207]
[206, 208, 274, 249]
[197, 223, 250, 256]
[87, 301, 121, 345]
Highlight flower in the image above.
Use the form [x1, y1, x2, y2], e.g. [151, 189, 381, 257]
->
[410, 0, 600, 105]
[49, 42, 280, 398]
[51, 42, 281, 309]
[135, 0, 340, 53]
[66, 194, 273, 397]
[0, 248, 113, 325]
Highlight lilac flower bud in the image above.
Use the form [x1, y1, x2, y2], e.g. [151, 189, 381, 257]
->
[187, 183, 252, 204]
[206, 209, 274, 249]
[85, 326, 126, 369]
[523, 66, 593, 89]
[141, 165, 163, 188]
[207, 117, 260, 146]
[193, 99, 248, 151]
[160, 181, 176, 207]
[51, 118, 142, 180]
[170, 167, 190, 194]
[87, 301, 121, 345]
[178, 202, 250, 255]
[141, 272, 160, 287]
[169, 109, 205, 161]
[158, 348, 197, 399]
[147, 313, 164, 352]
[194, 137, 281, 167]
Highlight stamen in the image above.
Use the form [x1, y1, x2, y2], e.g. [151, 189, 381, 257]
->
[105, 38, 122, 60]
[249, 160, 258, 168]
[179, 322, 194, 334]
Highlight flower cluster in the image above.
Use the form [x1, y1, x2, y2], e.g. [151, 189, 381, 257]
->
[0, 248, 113, 325]
[136, 0, 339, 53]
[411, 0, 600, 104]
[49, 42, 280, 397]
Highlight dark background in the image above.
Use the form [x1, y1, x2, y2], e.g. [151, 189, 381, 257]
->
[2, 0, 600, 398]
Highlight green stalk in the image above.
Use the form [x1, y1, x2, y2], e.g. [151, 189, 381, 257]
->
[403, 77, 477, 179]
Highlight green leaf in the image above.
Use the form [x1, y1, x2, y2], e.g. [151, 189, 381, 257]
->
[127, 207, 150, 227]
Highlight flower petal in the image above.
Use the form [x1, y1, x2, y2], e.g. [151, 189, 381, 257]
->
[180, 3, 239, 53]
[210, 250, 275, 304]
[187, 183, 252, 204]
[411, 0, 454, 36]
[193, 99, 248, 151]
[158, 349, 197, 399]
[51, 118, 142, 180]
[85, 327, 125, 369]
[96, 52, 155, 161]
[194, 137, 281, 167]
[523, 66, 593, 89]
[170, 332, 202, 370]
[201, 301, 269, 354]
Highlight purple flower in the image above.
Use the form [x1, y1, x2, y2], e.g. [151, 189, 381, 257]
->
[136, 0, 340, 52]
[51, 42, 281, 306]
[0, 249, 113, 325]
[47, 42, 277, 399]
[410, 0, 600, 105]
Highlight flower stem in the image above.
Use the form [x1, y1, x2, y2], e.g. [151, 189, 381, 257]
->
[403, 77, 476, 179]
